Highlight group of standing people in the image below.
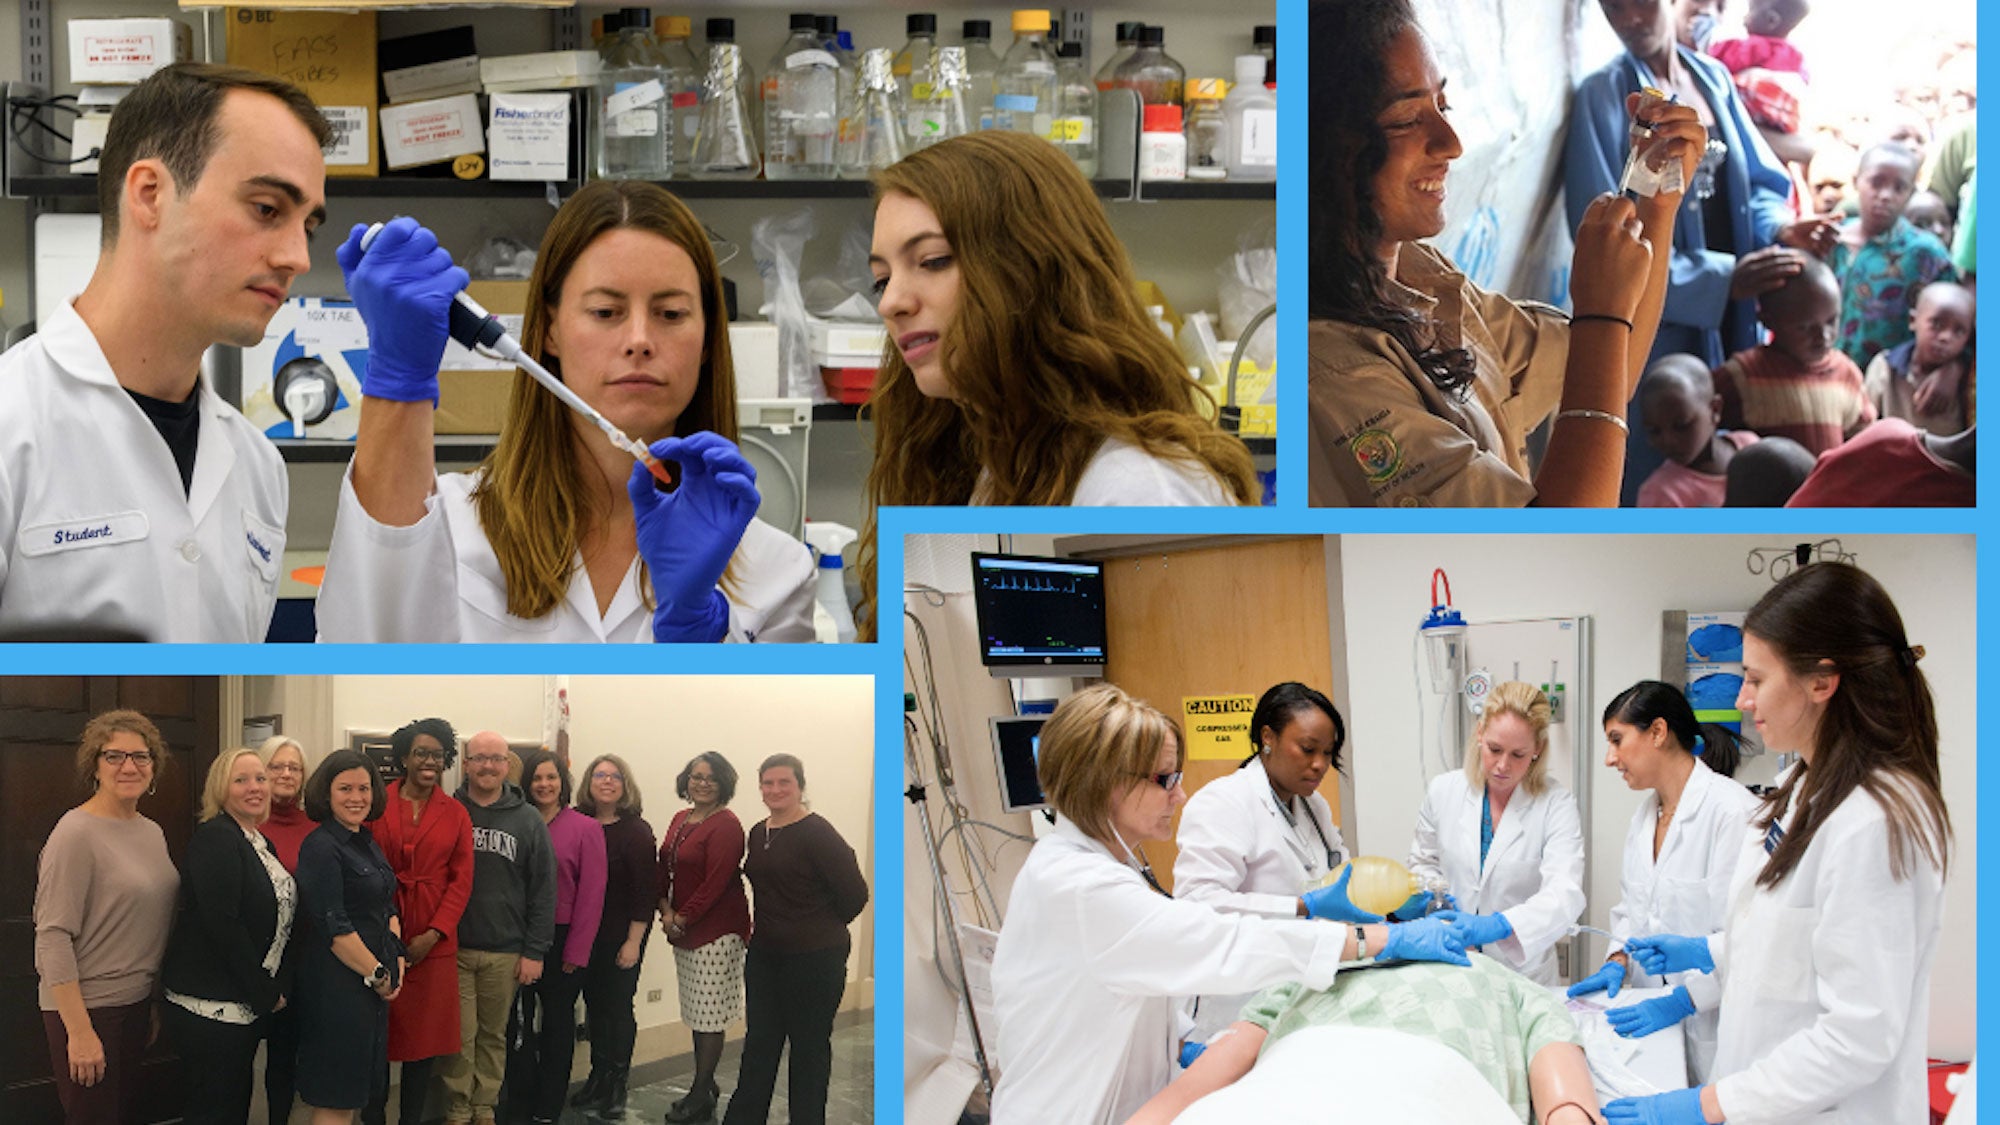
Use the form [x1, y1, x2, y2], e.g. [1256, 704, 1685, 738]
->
[989, 560, 1950, 1125]
[33, 718, 869, 1125]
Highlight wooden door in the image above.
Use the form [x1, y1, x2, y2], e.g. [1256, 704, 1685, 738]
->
[1098, 538, 1337, 890]
[0, 677, 219, 1123]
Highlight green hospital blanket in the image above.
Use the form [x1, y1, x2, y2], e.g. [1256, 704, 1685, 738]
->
[1241, 953, 1581, 1123]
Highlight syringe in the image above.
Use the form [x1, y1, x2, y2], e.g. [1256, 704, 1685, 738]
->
[356, 221, 674, 488]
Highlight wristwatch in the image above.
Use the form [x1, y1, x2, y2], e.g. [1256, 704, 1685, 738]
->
[364, 962, 390, 989]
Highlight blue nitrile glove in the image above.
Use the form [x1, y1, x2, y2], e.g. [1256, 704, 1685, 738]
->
[334, 218, 469, 404]
[1623, 933, 1715, 976]
[1178, 1040, 1205, 1069]
[1607, 985, 1697, 1039]
[631, 432, 760, 643]
[1603, 1086, 1711, 1125]
[1379, 916, 1470, 967]
[1434, 909, 1513, 947]
[1568, 960, 1627, 1000]
[1300, 866, 1385, 923]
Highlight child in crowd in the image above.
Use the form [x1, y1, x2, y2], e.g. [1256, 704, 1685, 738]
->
[1708, 0, 1812, 140]
[1829, 143, 1957, 367]
[1636, 355, 1760, 507]
[1716, 254, 1876, 454]
[1723, 436, 1818, 506]
[1905, 190, 1955, 249]
[1787, 419, 1974, 506]
[1864, 280, 1975, 435]
[1807, 143, 1856, 216]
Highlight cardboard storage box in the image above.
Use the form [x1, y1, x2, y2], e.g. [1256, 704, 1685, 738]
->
[68, 18, 192, 84]
[226, 8, 378, 177]
[435, 280, 528, 435]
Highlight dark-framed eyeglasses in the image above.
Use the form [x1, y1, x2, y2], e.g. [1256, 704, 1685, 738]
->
[1140, 770, 1183, 791]
[408, 750, 446, 764]
[101, 750, 155, 767]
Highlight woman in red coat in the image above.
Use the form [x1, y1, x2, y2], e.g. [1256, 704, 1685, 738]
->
[657, 752, 752, 1123]
[364, 718, 475, 1125]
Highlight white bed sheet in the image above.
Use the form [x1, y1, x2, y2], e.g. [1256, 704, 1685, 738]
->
[1174, 1025, 1522, 1124]
[1552, 985, 1690, 1102]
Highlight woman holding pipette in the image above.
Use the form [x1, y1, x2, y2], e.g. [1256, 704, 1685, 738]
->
[317, 183, 814, 642]
[1565, 680, 1757, 1084]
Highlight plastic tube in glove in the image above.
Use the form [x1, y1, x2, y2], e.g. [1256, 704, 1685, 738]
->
[1568, 960, 1627, 1000]
[632, 432, 761, 643]
[1603, 1085, 1712, 1125]
[1605, 985, 1696, 1039]
[338, 217, 676, 489]
[1300, 866, 1385, 923]
[1622, 933, 1714, 976]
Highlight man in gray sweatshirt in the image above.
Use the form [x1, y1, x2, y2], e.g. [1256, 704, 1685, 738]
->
[441, 730, 556, 1125]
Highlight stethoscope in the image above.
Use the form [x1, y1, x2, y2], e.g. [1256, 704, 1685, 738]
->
[1270, 786, 1340, 875]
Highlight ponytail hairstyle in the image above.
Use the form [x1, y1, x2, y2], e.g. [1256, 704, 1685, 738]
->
[1744, 563, 1950, 888]
[1242, 682, 1346, 771]
[1307, 0, 1477, 398]
[1600, 679, 1744, 777]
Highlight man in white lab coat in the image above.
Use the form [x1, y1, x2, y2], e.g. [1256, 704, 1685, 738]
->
[0, 63, 329, 641]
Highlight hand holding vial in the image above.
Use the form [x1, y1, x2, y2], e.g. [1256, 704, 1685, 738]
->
[1618, 89, 1707, 203]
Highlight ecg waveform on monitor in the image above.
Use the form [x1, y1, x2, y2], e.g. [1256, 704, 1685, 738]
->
[980, 570, 1091, 596]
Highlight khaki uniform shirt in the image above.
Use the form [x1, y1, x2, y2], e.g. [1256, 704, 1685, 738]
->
[1309, 243, 1570, 507]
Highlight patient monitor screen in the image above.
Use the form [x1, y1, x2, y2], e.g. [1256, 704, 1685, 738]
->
[972, 553, 1108, 670]
[989, 716, 1049, 812]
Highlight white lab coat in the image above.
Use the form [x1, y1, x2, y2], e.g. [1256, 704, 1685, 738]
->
[1408, 771, 1586, 984]
[1173, 757, 1348, 1039]
[989, 817, 1347, 1125]
[0, 301, 287, 642]
[972, 439, 1239, 506]
[1606, 759, 1759, 1083]
[1707, 765, 1945, 1124]
[316, 466, 814, 642]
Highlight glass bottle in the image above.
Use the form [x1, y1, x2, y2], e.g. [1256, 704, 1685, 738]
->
[764, 13, 839, 180]
[893, 13, 940, 150]
[594, 7, 671, 180]
[851, 48, 906, 174]
[704, 18, 759, 139]
[691, 41, 760, 179]
[821, 16, 865, 178]
[993, 9, 1057, 138]
[1223, 54, 1277, 181]
[1184, 78, 1228, 181]
[1115, 24, 1185, 107]
[1050, 41, 1097, 178]
[960, 19, 1002, 130]
[653, 16, 702, 178]
[1253, 24, 1276, 67]
[1095, 21, 1143, 92]
[917, 46, 974, 149]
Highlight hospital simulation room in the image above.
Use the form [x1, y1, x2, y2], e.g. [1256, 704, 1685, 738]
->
[899, 533, 1976, 1125]
[0, 673, 876, 1124]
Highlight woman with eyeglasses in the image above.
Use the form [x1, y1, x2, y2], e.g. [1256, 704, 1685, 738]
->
[34, 710, 180, 1125]
[569, 753, 658, 1118]
[256, 735, 316, 1123]
[359, 719, 473, 1125]
[657, 752, 751, 1124]
[988, 685, 1472, 1125]
[721, 754, 869, 1125]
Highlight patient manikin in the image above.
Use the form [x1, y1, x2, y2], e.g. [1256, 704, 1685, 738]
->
[1128, 954, 1601, 1125]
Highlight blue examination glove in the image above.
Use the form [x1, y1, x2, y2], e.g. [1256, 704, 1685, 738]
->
[335, 218, 469, 404]
[1568, 960, 1627, 1000]
[1300, 866, 1385, 923]
[1387, 889, 1432, 920]
[1623, 933, 1715, 976]
[1434, 909, 1513, 948]
[1607, 985, 1697, 1039]
[1178, 1040, 1205, 1069]
[1603, 1086, 1710, 1125]
[1379, 916, 1470, 967]
[632, 432, 760, 643]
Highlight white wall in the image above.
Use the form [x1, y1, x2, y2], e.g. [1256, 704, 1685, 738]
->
[280, 674, 875, 1038]
[1337, 534, 1976, 1059]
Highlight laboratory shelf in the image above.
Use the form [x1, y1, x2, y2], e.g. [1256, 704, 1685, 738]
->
[9, 172, 1273, 203]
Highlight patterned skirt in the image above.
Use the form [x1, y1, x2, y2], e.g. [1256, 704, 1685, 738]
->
[673, 933, 746, 1032]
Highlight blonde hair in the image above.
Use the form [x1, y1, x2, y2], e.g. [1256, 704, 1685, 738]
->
[575, 753, 644, 818]
[1463, 681, 1554, 797]
[201, 748, 269, 823]
[473, 179, 740, 621]
[855, 132, 1259, 637]
[1036, 683, 1186, 845]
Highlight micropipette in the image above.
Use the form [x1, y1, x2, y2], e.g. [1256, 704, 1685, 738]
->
[355, 222, 675, 488]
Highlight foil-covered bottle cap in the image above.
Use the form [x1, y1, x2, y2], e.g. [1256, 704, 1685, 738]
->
[860, 47, 896, 91]
[935, 46, 969, 89]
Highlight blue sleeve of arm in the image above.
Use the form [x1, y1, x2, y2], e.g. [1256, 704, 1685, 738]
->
[1563, 79, 1624, 236]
